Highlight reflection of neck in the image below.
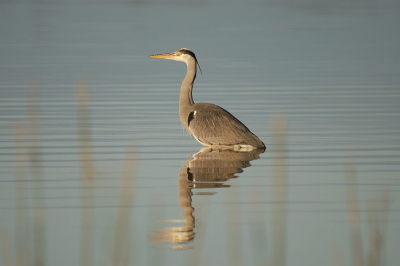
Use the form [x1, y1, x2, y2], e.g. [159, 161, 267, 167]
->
[179, 59, 196, 131]
[179, 169, 194, 230]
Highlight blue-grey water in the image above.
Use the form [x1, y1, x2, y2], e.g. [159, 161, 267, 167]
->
[0, 1, 399, 265]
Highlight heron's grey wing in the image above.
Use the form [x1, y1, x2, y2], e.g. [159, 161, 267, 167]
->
[188, 103, 264, 147]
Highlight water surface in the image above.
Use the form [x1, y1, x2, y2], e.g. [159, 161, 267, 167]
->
[0, 1, 399, 265]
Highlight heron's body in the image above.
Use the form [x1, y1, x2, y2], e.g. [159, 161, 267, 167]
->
[150, 48, 265, 150]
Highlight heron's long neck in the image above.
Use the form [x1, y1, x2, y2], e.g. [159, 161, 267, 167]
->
[179, 59, 196, 130]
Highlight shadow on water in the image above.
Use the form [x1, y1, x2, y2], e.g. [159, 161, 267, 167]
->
[149, 148, 264, 249]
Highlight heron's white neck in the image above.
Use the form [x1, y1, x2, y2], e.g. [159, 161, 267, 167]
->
[179, 58, 196, 131]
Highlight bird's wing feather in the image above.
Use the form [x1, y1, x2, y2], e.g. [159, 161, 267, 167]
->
[188, 103, 264, 147]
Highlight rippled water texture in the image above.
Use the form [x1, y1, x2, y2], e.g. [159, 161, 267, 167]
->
[0, 1, 399, 266]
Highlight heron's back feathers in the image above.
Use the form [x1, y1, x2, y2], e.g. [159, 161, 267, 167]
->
[187, 103, 265, 149]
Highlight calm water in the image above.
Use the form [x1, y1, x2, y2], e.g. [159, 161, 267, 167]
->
[1, 1, 399, 265]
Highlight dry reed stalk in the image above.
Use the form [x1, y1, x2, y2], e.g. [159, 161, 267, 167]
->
[26, 76, 45, 266]
[74, 77, 96, 266]
[112, 147, 137, 266]
[270, 113, 288, 266]
[13, 124, 30, 266]
[345, 153, 363, 266]
[225, 182, 243, 266]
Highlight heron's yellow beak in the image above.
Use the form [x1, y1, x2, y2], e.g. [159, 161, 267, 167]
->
[149, 52, 175, 60]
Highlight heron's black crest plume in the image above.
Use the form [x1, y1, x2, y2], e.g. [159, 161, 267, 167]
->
[179, 48, 202, 76]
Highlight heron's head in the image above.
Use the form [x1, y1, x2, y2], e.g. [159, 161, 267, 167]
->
[149, 48, 202, 73]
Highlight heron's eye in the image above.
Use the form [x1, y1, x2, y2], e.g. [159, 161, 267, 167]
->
[174, 52, 182, 56]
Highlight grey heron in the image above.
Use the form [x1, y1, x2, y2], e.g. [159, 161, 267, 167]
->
[149, 48, 265, 151]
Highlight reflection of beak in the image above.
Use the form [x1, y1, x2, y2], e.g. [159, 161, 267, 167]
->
[149, 53, 175, 60]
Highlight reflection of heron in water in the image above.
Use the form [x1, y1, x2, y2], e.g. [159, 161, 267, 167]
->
[149, 48, 265, 151]
[150, 148, 263, 248]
